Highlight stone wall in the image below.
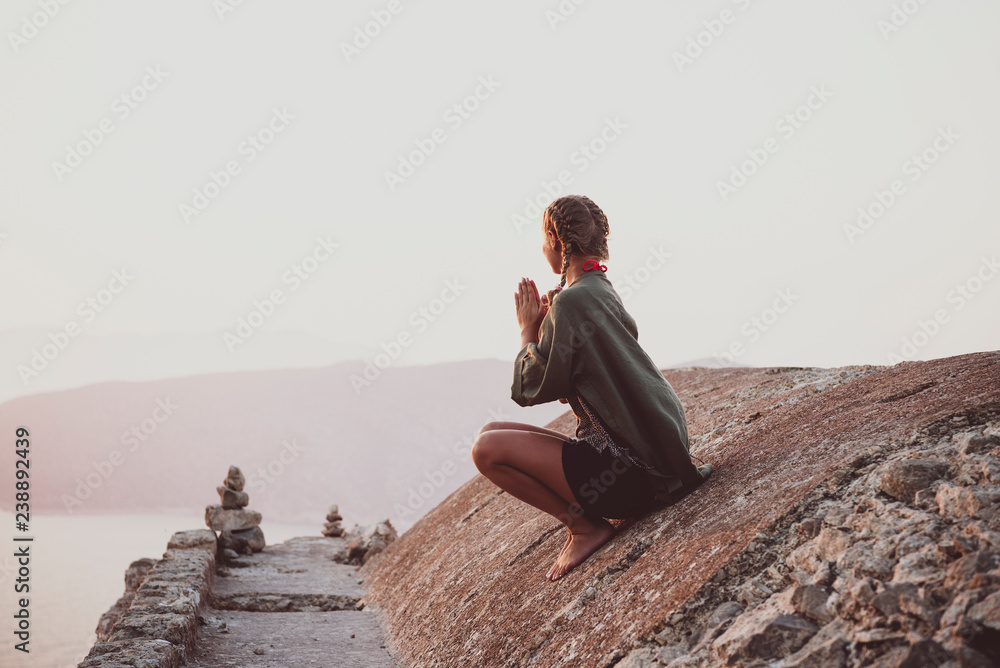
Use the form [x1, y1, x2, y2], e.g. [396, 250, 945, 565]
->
[79, 529, 217, 668]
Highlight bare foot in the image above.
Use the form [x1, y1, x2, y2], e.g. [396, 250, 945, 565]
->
[546, 519, 617, 581]
[547, 532, 572, 579]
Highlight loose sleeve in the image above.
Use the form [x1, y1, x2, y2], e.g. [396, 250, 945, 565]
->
[511, 295, 577, 407]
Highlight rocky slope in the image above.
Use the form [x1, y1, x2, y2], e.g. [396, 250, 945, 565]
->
[360, 351, 1000, 667]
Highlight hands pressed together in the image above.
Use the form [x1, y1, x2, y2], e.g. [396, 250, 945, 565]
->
[515, 277, 570, 405]
[515, 277, 548, 346]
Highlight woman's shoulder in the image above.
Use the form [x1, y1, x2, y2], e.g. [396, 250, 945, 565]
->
[557, 274, 623, 310]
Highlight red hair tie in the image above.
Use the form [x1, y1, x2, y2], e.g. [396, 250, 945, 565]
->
[582, 260, 607, 272]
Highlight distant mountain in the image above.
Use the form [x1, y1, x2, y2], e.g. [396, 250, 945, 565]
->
[0, 358, 566, 532]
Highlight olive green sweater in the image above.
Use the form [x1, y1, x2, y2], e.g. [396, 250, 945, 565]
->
[511, 270, 704, 503]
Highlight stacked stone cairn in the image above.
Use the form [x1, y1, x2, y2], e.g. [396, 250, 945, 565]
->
[323, 504, 345, 537]
[205, 465, 265, 559]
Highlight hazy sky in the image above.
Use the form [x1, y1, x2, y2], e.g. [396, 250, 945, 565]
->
[2, 0, 998, 401]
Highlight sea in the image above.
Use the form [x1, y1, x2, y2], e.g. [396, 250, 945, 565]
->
[0, 510, 323, 668]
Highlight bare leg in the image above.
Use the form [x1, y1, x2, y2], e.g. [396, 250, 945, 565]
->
[478, 420, 573, 441]
[471, 428, 617, 581]
[478, 421, 580, 566]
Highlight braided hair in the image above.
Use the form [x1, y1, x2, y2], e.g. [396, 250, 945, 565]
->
[542, 195, 611, 306]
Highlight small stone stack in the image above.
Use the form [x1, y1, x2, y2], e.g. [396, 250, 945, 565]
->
[322, 504, 345, 537]
[205, 465, 265, 556]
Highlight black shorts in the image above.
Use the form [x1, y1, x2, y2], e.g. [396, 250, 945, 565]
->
[561, 438, 659, 520]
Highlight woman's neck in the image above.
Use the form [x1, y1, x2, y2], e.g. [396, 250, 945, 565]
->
[566, 257, 605, 287]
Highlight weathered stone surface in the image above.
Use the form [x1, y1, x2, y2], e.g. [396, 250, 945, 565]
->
[956, 431, 1000, 456]
[106, 547, 215, 664]
[167, 529, 217, 552]
[714, 608, 818, 664]
[219, 526, 265, 555]
[616, 646, 658, 667]
[836, 543, 895, 580]
[936, 483, 992, 518]
[876, 457, 949, 503]
[205, 505, 261, 532]
[359, 353, 1000, 668]
[95, 558, 158, 641]
[82, 527, 400, 667]
[216, 485, 249, 509]
[790, 584, 834, 624]
[896, 639, 953, 667]
[945, 551, 1000, 589]
[185, 610, 398, 667]
[967, 590, 1000, 631]
[344, 519, 397, 565]
[782, 617, 850, 668]
[78, 638, 181, 668]
[225, 465, 246, 492]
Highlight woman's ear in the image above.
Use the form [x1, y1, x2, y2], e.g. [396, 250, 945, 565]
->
[546, 229, 560, 252]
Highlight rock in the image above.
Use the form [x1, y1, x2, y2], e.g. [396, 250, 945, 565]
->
[95, 558, 158, 641]
[956, 432, 1000, 456]
[79, 638, 181, 667]
[791, 584, 834, 624]
[233, 526, 265, 552]
[940, 589, 988, 629]
[944, 551, 1000, 589]
[897, 587, 942, 632]
[836, 543, 895, 581]
[955, 455, 1000, 486]
[895, 533, 932, 558]
[876, 458, 949, 504]
[323, 503, 346, 537]
[345, 519, 397, 565]
[936, 483, 989, 518]
[892, 551, 946, 586]
[616, 646, 657, 667]
[964, 522, 1000, 552]
[205, 505, 261, 533]
[166, 529, 217, 552]
[782, 617, 850, 668]
[225, 465, 246, 492]
[948, 612, 1000, 666]
[223, 548, 239, 561]
[217, 485, 249, 509]
[219, 526, 265, 554]
[794, 517, 822, 539]
[896, 639, 952, 667]
[713, 612, 818, 664]
[948, 643, 996, 668]
[705, 601, 744, 629]
[966, 591, 1000, 632]
[834, 576, 879, 622]
[872, 582, 917, 618]
[688, 601, 743, 650]
[656, 644, 686, 664]
[786, 526, 852, 573]
[712, 589, 819, 663]
[811, 560, 837, 587]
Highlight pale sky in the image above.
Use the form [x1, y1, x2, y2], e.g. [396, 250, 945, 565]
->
[2, 0, 998, 402]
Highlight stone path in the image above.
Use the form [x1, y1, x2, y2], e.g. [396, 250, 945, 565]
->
[186, 536, 400, 668]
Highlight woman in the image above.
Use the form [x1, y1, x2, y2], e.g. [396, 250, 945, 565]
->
[471, 194, 711, 581]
